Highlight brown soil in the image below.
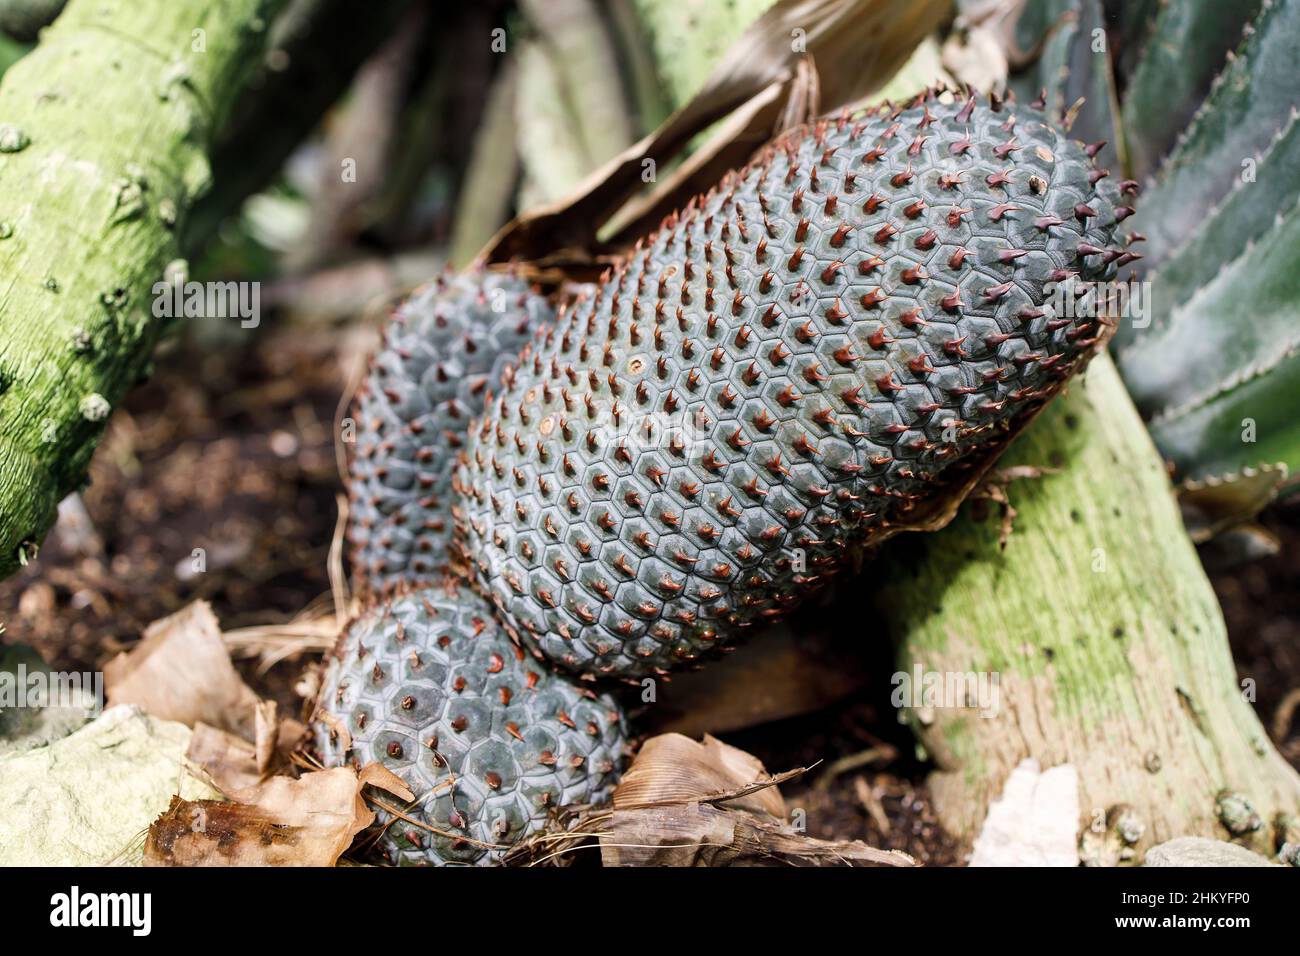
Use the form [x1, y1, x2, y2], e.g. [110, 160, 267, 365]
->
[2, 324, 1295, 866]
[1212, 509, 1300, 770]
[0, 327, 348, 711]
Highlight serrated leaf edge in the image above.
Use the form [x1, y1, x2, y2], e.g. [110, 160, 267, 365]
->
[1137, 104, 1300, 280]
[1120, 0, 1267, 182]
[1147, 331, 1300, 427]
[1139, 0, 1281, 193]
[1179, 461, 1290, 492]
[1121, 191, 1300, 374]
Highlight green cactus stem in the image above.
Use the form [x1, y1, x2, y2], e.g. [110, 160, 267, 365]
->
[881, 355, 1300, 857]
[0, 0, 286, 580]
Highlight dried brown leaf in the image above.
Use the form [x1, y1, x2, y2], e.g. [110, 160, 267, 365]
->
[187, 715, 309, 796]
[104, 601, 261, 740]
[313, 705, 351, 753]
[602, 803, 915, 866]
[612, 733, 785, 818]
[144, 768, 382, 867]
[599, 734, 914, 867]
[185, 723, 263, 794]
[482, 0, 951, 269]
[357, 762, 415, 803]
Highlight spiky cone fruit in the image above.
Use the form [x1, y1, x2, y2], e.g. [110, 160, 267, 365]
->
[312, 584, 627, 866]
[455, 90, 1128, 679]
[347, 269, 554, 600]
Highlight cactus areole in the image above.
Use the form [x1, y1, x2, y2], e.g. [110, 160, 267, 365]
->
[454, 92, 1127, 679]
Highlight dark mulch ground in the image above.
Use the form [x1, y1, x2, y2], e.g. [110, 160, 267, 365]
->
[1, 327, 346, 701]
[1213, 511, 1300, 770]
[1, 323, 1295, 866]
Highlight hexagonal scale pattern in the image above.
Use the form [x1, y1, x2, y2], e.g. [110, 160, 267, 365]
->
[312, 585, 627, 866]
[455, 91, 1129, 679]
[347, 269, 553, 599]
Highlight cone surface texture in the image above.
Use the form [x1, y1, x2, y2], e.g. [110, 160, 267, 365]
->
[454, 94, 1125, 679]
[313, 585, 627, 865]
[348, 271, 553, 597]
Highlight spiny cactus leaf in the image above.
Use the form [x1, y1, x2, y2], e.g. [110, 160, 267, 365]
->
[1102, 0, 1300, 494]
[1120, 198, 1300, 484]
[1129, 0, 1300, 258]
[1054, 0, 1118, 164]
[1146, 352, 1299, 488]
[1001, 0, 1300, 504]
[1007, 0, 1074, 118]
[1118, 0, 1265, 181]
[1112, 108, 1300, 353]
[1007, 0, 1119, 168]
[1121, 198, 1300, 414]
[1110, 0, 1163, 83]
[1178, 464, 1290, 544]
